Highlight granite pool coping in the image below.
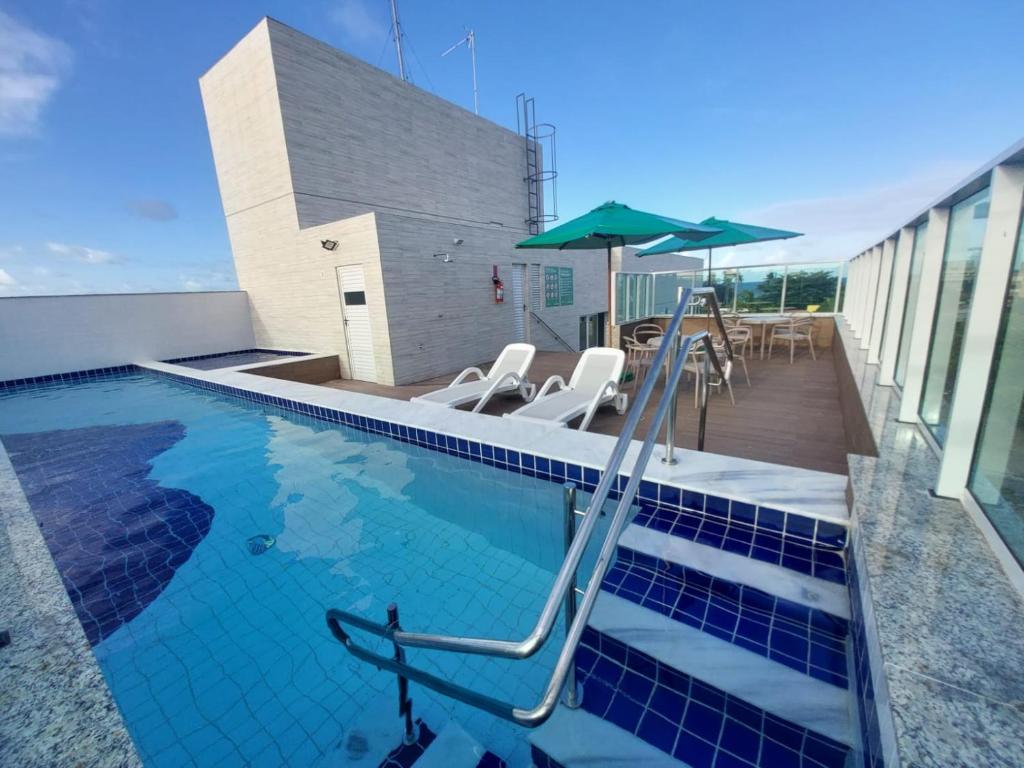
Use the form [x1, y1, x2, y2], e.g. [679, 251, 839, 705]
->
[837, 321, 1024, 766]
[0, 441, 142, 768]
[138, 359, 850, 524]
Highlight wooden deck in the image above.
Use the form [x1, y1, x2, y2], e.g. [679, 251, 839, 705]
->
[322, 347, 850, 476]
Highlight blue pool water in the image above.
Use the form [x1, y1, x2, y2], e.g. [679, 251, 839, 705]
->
[0, 373, 604, 767]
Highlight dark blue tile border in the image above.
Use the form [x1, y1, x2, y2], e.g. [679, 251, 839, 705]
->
[849, 555, 885, 768]
[0, 364, 136, 392]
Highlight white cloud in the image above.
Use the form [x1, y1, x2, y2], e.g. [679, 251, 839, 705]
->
[46, 241, 118, 264]
[0, 11, 71, 136]
[0, 267, 16, 286]
[329, 0, 388, 43]
[707, 164, 975, 268]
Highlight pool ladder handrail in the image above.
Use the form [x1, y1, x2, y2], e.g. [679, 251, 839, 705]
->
[326, 287, 733, 728]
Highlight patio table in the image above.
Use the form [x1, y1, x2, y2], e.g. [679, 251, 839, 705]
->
[737, 314, 791, 359]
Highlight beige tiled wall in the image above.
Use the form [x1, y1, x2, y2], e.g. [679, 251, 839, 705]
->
[201, 18, 612, 385]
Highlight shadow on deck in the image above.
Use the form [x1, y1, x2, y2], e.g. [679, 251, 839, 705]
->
[321, 345, 850, 476]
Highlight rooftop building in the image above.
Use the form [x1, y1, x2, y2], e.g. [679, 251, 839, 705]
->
[0, 14, 1021, 768]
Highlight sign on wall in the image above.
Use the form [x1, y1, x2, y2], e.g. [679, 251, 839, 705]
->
[544, 266, 574, 307]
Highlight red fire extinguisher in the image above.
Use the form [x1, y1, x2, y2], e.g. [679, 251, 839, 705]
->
[492, 265, 504, 303]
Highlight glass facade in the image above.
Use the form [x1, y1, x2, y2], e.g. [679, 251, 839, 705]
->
[968, 210, 1024, 566]
[919, 186, 990, 445]
[894, 222, 929, 388]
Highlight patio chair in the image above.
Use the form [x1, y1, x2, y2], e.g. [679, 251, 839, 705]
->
[631, 323, 664, 345]
[768, 314, 817, 363]
[723, 329, 751, 385]
[411, 343, 536, 412]
[505, 347, 628, 431]
[686, 347, 736, 406]
[624, 338, 657, 391]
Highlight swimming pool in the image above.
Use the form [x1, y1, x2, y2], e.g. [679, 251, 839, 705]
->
[0, 372, 608, 767]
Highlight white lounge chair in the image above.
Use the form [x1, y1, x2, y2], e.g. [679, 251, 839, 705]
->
[411, 343, 536, 413]
[505, 347, 628, 431]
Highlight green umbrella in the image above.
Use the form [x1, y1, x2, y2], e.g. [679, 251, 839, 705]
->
[516, 201, 721, 340]
[638, 217, 802, 285]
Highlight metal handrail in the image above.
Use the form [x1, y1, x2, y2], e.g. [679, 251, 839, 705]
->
[529, 310, 575, 352]
[326, 287, 733, 727]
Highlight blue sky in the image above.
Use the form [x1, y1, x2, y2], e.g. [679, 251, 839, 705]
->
[1, 0, 1022, 295]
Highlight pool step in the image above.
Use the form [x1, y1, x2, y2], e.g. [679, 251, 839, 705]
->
[382, 719, 506, 768]
[571, 624, 850, 767]
[530, 706, 690, 768]
[589, 592, 853, 746]
[603, 545, 851, 689]
[620, 522, 850, 620]
[632, 501, 848, 585]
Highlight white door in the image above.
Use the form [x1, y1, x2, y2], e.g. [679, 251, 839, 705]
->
[336, 265, 376, 381]
[511, 264, 527, 342]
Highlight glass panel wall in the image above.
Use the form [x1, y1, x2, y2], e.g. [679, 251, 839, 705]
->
[734, 266, 784, 313]
[652, 271, 700, 315]
[894, 222, 929, 388]
[783, 263, 841, 312]
[707, 268, 737, 311]
[920, 186, 991, 445]
[968, 209, 1024, 566]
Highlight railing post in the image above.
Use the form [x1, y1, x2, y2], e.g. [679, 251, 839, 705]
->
[387, 603, 417, 745]
[562, 482, 581, 709]
[698, 344, 710, 451]
[661, 327, 682, 465]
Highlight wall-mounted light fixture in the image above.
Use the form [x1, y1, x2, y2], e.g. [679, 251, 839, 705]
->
[321, 239, 339, 251]
[433, 252, 454, 263]
[453, 237, 464, 246]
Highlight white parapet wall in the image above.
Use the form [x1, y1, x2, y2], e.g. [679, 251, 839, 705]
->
[0, 291, 256, 381]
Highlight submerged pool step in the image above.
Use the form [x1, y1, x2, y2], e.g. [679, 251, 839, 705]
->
[530, 706, 691, 768]
[382, 719, 506, 768]
[568, 625, 850, 767]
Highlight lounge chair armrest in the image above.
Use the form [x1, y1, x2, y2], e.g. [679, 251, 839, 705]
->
[450, 367, 486, 386]
[535, 375, 567, 399]
[470, 371, 523, 413]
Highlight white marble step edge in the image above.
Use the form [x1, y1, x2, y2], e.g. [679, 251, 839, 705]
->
[618, 522, 851, 621]
[414, 720, 487, 768]
[530, 705, 690, 768]
[591, 592, 854, 748]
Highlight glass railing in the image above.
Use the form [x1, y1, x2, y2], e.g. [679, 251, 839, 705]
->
[614, 261, 846, 325]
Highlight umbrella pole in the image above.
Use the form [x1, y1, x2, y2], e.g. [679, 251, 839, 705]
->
[606, 243, 613, 347]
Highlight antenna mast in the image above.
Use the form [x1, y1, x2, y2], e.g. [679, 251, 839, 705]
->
[441, 29, 478, 115]
[389, 0, 408, 82]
